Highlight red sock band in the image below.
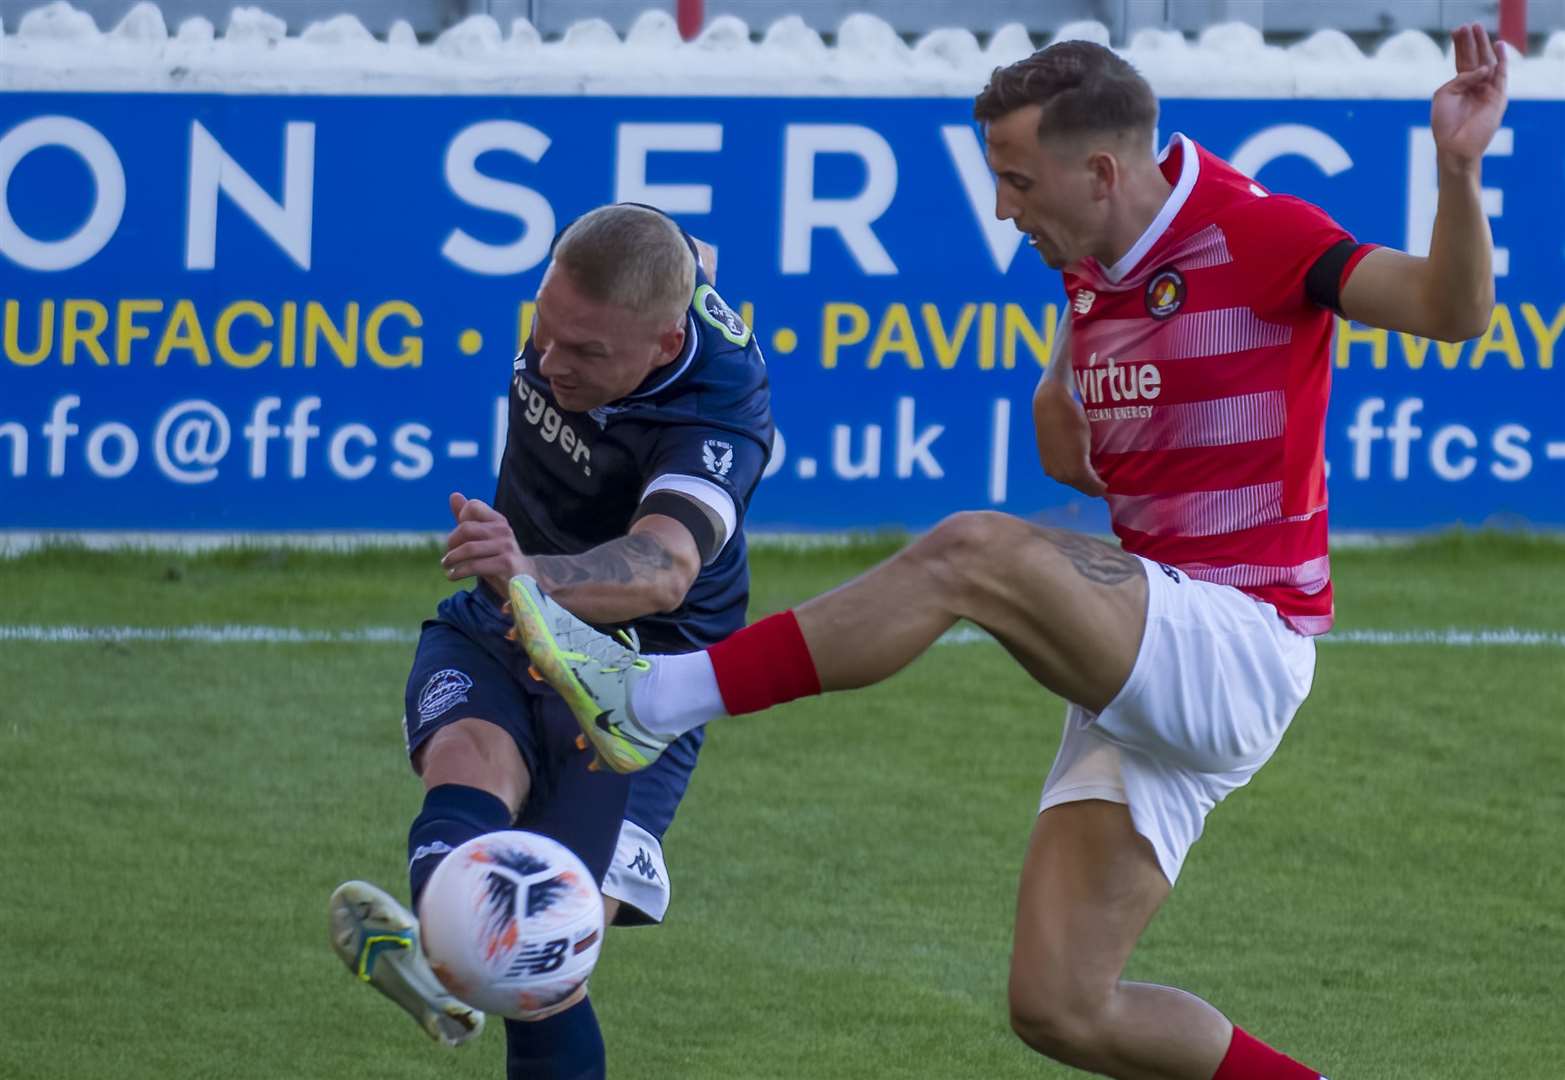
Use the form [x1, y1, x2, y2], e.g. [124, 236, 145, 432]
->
[1213, 1027, 1322, 1080]
[707, 610, 822, 716]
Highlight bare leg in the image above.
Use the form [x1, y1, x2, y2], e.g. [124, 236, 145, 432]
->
[1008, 800, 1232, 1079]
[416, 716, 532, 813]
[794, 512, 1147, 712]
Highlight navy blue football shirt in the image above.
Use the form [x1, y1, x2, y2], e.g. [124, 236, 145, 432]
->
[494, 234, 773, 655]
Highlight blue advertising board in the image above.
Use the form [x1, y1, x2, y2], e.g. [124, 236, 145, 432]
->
[0, 93, 1560, 531]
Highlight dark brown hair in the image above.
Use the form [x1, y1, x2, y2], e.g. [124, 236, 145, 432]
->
[974, 40, 1157, 141]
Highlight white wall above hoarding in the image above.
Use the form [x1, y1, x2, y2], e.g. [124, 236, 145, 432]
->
[1, 1, 1562, 97]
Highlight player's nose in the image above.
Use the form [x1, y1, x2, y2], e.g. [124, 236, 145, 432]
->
[536, 346, 564, 377]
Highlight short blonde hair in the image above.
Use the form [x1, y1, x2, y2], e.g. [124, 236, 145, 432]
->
[552, 204, 695, 326]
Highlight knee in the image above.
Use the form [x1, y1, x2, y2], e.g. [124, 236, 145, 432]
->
[910, 511, 1013, 585]
[1006, 981, 1107, 1068]
[418, 718, 529, 814]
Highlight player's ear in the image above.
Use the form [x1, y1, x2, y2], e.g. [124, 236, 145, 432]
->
[1086, 148, 1118, 200]
[651, 321, 686, 369]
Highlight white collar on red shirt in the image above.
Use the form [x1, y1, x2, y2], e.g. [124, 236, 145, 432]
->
[1098, 131, 1201, 285]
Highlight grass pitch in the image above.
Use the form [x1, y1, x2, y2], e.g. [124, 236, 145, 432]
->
[1, 533, 1562, 1079]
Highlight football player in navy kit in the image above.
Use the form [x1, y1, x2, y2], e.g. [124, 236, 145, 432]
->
[328, 203, 773, 1080]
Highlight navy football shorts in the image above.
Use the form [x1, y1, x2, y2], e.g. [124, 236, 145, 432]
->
[403, 585, 703, 923]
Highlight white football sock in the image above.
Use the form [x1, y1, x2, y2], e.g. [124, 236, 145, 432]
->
[631, 650, 728, 737]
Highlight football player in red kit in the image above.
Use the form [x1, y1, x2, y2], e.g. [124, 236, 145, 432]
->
[511, 24, 1506, 1080]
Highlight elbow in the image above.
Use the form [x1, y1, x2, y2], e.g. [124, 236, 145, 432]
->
[1432, 280, 1495, 343]
[650, 566, 699, 614]
[1436, 301, 1493, 343]
[1462, 297, 1496, 341]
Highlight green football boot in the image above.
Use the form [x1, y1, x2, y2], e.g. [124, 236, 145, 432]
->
[506, 574, 671, 774]
[328, 880, 484, 1046]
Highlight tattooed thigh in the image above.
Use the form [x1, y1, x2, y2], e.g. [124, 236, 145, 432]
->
[1038, 529, 1142, 586]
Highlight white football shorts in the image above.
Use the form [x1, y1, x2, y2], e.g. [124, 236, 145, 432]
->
[601, 819, 671, 925]
[1038, 556, 1317, 884]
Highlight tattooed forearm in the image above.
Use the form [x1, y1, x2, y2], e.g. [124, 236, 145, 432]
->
[532, 535, 674, 592]
[1045, 530, 1142, 585]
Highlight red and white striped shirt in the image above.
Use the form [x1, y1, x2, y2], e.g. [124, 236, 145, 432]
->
[1063, 134, 1372, 635]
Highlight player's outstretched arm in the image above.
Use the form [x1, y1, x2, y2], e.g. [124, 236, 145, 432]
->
[1337, 22, 1507, 342]
[527, 515, 702, 625]
[441, 491, 702, 624]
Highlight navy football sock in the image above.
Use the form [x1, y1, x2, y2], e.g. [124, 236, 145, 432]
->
[407, 783, 513, 910]
[505, 998, 606, 1080]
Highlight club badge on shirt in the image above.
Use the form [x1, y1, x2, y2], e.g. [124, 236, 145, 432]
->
[695, 284, 752, 347]
[703, 439, 734, 479]
[1145, 266, 1186, 319]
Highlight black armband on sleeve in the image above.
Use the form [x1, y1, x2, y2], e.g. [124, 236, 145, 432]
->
[631, 490, 723, 565]
[1305, 239, 1364, 314]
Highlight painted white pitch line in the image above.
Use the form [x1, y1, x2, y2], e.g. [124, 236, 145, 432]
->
[1, 529, 1478, 557]
[0, 624, 417, 644]
[938, 626, 1565, 648]
[1321, 628, 1565, 646]
[2, 625, 1564, 648]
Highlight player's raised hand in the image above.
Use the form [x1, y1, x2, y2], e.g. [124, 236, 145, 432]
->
[1431, 23, 1509, 169]
[442, 491, 531, 595]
